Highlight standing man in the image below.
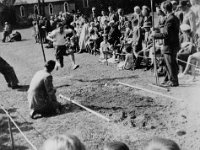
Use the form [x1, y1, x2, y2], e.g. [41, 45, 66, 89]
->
[151, 1, 180, 87]
[108, 6, 115, 22]
[2, 22, 12, 42]
[47, 23, 79, 70]
[0, 56, 20, 89]
[90, 7, 98, 22]
[131, 6, 144, 27]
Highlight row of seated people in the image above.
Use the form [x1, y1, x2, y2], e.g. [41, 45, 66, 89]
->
[41, 134, 181, 150]
[81, 18, 200, 77]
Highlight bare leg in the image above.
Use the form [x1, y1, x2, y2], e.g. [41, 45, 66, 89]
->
[70, 52, 76, 66]
[182, 55, 194, 75]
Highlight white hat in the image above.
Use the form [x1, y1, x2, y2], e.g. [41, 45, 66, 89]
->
[171, 0, 178, 5]
[180, 24, 191, 31]
[109, 20, 115, 25]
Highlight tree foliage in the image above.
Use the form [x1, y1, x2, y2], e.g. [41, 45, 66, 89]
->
[0, 1, 16, 26]
[0, 0, 15, 6]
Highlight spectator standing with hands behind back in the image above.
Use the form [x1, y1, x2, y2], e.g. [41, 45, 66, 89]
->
[151, 1, 180, 87]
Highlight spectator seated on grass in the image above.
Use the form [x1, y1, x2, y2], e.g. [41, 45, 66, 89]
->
[144, 137, 181, 150]
[99, 33, 112, 63]
[28, 60, 62, 119]
[9, 31, 22, 42]
[103, 141, 129, 150]
[117, 46, 134, 70]
[41, 134, 86, 150]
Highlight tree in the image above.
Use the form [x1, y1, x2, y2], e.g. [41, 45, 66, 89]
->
[0, 0, 16, 26]
[0, 0, 15, 6]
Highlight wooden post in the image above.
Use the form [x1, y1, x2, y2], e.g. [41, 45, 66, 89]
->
[150, 0, 159, 85]
[8, 117, 15, 150]
[36, 0, 47, 63]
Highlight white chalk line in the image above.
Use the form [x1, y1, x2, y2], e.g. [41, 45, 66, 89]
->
[118, 82, 183, 102]
[0, 104, 38, 150]
[59, 94, 110, 122]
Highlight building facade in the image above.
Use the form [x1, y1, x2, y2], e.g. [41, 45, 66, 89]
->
[14, 0, 75, 18]
[14, 0, 164, 19]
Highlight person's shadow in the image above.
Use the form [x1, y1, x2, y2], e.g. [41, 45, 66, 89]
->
[17, 85, 29, 92]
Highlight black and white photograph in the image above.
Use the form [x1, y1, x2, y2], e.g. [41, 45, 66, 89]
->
[0, 0, 200, 149]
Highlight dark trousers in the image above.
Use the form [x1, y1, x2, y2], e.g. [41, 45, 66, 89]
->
[135, 50, 149, 68]
[2, 31, 10, 42]
[0, 57, 19, 86]
[55, 45, 68, 67]
[163, 53, 179, 84]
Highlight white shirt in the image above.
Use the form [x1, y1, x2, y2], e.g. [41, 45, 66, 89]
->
[100, 41, 110, 52]
[48, 28, 73, 46]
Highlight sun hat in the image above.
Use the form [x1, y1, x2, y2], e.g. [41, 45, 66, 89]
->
[180, 24, 191, 31]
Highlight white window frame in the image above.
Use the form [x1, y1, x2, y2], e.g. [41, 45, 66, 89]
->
[64, 2, 69, 12]
[49, 3, 54, 15]
[34, 5, 39, 15]
[20, 6, 25, 17]
[82, 0, 89, 8]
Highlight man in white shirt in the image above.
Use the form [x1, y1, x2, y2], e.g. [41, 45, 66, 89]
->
[2, 22, 12, 42]
[47, 23, 79, 70]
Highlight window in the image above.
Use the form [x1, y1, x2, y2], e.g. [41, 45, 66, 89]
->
[82, 0, 89, 8]
[34, 5, 39, 15]
[20, 6, 25, 17]
[49, 3, 53, 15]
[64, 2, 69, 12]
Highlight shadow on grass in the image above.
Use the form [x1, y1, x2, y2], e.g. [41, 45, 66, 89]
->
[55, 84, 70, 89]
[0, 115, 34, 135]
[0, 108, 17, 114]
[0, 144, 29, 150]
[74, 75, 139, 83]
[17, 85, 29, 92]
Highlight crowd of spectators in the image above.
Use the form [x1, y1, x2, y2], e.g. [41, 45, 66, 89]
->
[29, 0, 200, 86]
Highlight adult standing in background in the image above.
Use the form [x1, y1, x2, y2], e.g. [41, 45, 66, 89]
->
[2, 22, 12, 42]
[78, 18, 90, 53]
[151, 1, 180, 87]
[108, 6, 115, 22]
[131, 6, 144, 27]
[190, 0, 200, 36]
[90, 7, 98, 22]
[179, 0, 196, 37]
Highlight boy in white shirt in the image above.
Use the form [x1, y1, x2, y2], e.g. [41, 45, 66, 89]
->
[99, 34, 111, 62]
[47, 23, 79, 70]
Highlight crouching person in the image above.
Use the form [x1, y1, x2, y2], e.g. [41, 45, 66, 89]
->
[28, 60, 61, 119]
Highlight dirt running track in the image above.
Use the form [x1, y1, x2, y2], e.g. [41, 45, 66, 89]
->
[0, 28, 200, 150]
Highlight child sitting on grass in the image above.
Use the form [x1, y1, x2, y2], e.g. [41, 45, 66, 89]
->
[117, 46, 134, 70]
[99, 34, 111, 62]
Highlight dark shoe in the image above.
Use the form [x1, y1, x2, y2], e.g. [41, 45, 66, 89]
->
[72, 64, 79, 70]
[161, 80, 169, 85]
[7, 83, 12, 88]
[11, 85, 22, 89]
[168, 82, 179, 87]
[162, 81, 179, 87]
[30, 110, 37, 119]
